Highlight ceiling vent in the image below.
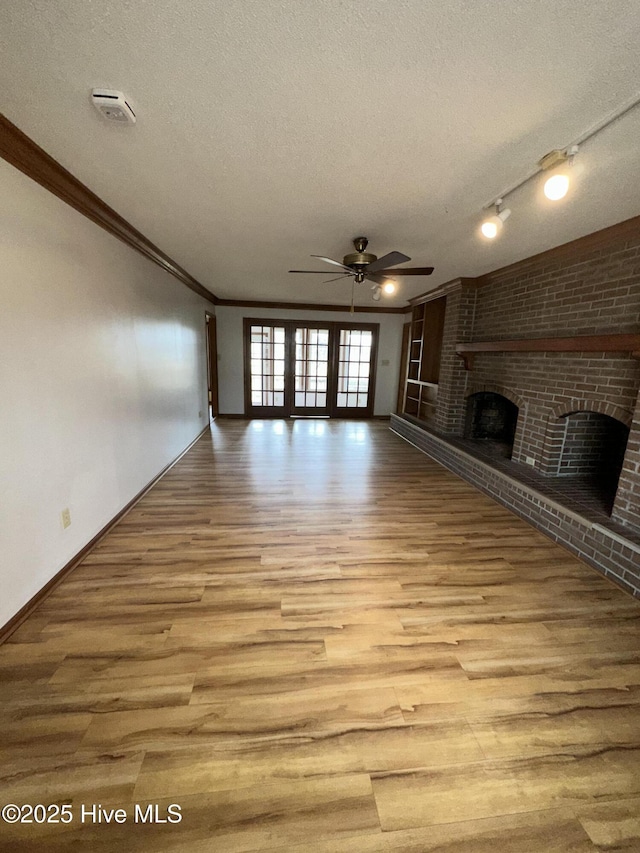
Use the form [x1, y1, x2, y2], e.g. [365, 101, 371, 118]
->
[91, 89, 136, 124]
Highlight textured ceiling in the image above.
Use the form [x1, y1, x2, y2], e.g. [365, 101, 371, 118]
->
[2, 0, 640, 307]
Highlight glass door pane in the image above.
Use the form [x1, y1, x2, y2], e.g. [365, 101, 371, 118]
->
[334, 328, 374, 414]
[247, 324, 287, 414]
[292, 326, 330, 415]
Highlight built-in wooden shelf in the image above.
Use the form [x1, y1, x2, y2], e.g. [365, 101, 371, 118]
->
[456, 333, 640, 370]
[402, 297, 446, 424]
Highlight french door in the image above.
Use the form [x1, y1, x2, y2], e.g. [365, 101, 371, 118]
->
[244, 319, 378, 418]
[292, 326, 331, 415]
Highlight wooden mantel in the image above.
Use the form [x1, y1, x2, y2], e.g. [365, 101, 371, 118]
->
[456, 333, 640, 370]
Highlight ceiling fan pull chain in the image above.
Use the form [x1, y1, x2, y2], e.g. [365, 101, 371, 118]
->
[350, 279, 355, 314]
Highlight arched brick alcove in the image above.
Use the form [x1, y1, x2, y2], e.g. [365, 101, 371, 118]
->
[540, 399, 631, 514]
[550, 398, 633, 428]
[541, 399, 632, 476]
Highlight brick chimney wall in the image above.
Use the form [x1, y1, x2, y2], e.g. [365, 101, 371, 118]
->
[394, 217, 640, 595]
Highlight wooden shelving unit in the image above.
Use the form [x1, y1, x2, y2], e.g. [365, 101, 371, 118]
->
[402, 296, 446, 425]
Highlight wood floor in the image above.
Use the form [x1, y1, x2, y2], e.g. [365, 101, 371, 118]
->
[2, 419, 640, 852]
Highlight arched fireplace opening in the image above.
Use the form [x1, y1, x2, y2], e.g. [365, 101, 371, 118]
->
[464, 392, 519, 459]
[559, 411, 630, 513]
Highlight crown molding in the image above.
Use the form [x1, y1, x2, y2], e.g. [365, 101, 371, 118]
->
[215, 298, 408, 314]
[408, 277, 481, 306]
[0, 114, 218, 305]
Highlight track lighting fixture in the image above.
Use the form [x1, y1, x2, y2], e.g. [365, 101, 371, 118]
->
[477, 90, 640, 241]
[371, 284, 381, 301]
[540, 145, 580, 201]
[480, 200, 511, 239]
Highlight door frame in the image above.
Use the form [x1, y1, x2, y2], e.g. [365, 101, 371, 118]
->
[243, 318, 379, 418]
[205, 312, 219, 419]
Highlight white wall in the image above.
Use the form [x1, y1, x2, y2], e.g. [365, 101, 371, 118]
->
[215, 305, 406, 416]
[0, 160, 211, 628]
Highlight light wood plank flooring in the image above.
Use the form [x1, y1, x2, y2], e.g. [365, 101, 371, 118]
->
[2, 419, 640, 852]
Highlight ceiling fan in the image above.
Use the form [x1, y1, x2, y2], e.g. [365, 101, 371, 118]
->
[289, 237, 434, 303]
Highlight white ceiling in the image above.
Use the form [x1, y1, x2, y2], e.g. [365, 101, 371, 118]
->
[2, 0, 640, 307]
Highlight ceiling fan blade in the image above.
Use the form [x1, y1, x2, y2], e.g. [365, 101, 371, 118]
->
[324, 273, 353, 283]
[365, 251, 411, 273]
[374, 266, 434, 276]
[364, 272, 388, 285]
[289, 270, 343, 273]
[310, 254, 354, 273]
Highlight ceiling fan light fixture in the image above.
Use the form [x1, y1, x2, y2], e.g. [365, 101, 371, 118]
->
[289, 237, 434, 300]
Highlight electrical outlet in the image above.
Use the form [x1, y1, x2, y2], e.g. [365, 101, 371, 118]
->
[61, 508, 71, 529]
[525, 456, 536, 466]
[381, 359, 390, 366]
[199, 410, 203, 418]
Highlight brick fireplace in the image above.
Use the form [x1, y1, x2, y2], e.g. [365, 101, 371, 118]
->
[464, 391, 519, 459]
[392, 215, 640, 597]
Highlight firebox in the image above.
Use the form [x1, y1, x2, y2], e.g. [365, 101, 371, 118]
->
[464, 392, 519, 459]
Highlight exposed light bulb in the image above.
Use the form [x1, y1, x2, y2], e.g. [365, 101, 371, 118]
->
[544, 173, 570, 201]
[382, 280, 396, 294]
[481, 218, 499, 239]
[480, 206, 511, 239]
[540, 146, 580, 201]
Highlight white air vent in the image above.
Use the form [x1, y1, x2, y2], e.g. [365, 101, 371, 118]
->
[91, 89, 136, 124]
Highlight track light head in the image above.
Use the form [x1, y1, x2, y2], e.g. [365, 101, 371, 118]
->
[480, 201, 511, 239]
[541, 145, 580, 201]
[481, 218, 500, 239]
[382, 280, 396, 294]
[543, 173, 570, 200]
[371, 285, 381, 301]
